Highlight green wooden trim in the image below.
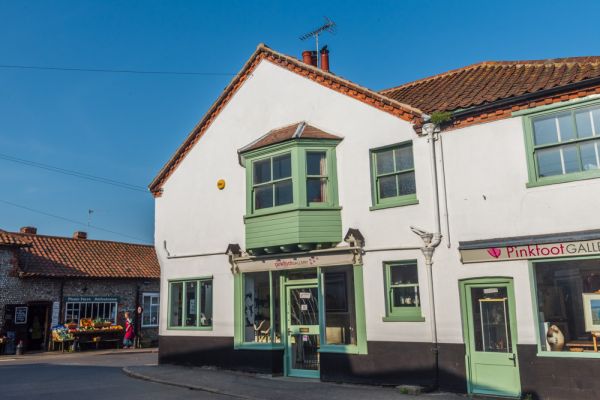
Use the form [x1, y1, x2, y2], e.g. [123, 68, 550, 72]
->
[167, 277, 213, 330]
[353, 264, 368, 354]
[458, 277, 521, 397]
[512, 95, 600, 116]
[234, 343, 284, 351]
[369, 141, 418, 210]
[382, 261, 424, 321]
[319, 344, 361, 354]
[521, 99, 600, 188]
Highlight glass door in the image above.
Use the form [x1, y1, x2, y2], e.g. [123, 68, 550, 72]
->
[461, 279, 521, 398]
[286, 285, 320, 378]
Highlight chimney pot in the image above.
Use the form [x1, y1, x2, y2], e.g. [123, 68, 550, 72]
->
[20, 226, 37, 235]
[302, 50, 318, 67]
[320, 47, 330, 72]
[73, 231, 88, 240]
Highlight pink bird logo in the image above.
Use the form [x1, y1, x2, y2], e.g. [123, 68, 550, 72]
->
[487, 248, 502, 258]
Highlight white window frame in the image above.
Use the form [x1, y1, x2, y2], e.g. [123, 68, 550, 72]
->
[142, 292, 160, 328]
[64, 301, 118, 323]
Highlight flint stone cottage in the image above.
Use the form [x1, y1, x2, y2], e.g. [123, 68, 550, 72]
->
[0, 227, 160, 352]
[150, 44, 600, 399]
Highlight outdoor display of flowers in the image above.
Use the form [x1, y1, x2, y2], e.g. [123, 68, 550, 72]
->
[53, 319, 123, 338]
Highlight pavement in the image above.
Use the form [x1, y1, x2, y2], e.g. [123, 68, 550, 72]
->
[124, 363, 467, 400]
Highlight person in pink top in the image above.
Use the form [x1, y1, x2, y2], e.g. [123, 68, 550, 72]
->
[123, 311, 135, 349]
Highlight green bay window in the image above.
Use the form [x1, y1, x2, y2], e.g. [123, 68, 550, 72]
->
[521, 99, 600, 186]
[168, 278, 213, 330]
[383, 261, 424, 322]
[370, 141, 418, 210]
[253, 153, 293, 210]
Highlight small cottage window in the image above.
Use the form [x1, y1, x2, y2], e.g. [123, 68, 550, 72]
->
[142, 293, 159, 327]
[383, 261, 424, 322]
[370, 142, 418, 210]
[168, 278, 212, 329]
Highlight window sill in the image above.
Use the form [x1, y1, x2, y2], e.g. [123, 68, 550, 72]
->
[382, 316, 425, 322]
[141, 325, 159, 328]
[166, 326, 213, 331]
[526, 171, 600, 188]
[370, 198, 419, 211]
[234, 343, 284, 351]
[536, 351, 600, 359]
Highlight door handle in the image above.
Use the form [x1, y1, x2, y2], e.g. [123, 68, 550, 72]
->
[508, 354, 516, 366]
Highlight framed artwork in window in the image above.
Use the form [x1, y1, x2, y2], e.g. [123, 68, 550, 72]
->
[582, 293, 600, 332]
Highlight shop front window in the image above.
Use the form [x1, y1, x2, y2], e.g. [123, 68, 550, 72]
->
[238, 271, 281, 345]
[323, 266, 357, 346]
[534, 258, 600, 354]
[168, 278, 212, 329]
[65, 301, 117, 323]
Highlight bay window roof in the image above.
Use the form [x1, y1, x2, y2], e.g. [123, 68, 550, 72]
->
[239, 122, 342, 154]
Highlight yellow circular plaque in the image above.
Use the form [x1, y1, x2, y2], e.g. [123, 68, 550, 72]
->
[217, 179, 226, 190]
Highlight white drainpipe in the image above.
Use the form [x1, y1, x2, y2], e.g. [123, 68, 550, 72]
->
[411, 120, 442, 388]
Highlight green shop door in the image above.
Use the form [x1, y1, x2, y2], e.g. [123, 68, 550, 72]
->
[285, 285, 320, 378]
[460, 278, 521, 398]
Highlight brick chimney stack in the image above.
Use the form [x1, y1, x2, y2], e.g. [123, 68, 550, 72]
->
[73, 231, 88, 240]
[320, 46, 330, 72]
[20, 226, 37, 235]
[302, 50, 318, 67]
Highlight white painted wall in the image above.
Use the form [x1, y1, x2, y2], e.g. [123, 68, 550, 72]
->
[155, 58, 600, 348]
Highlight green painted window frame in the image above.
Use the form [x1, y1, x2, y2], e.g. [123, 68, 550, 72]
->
[234, 271, 284, 350]
[382, 260, 425, 322]
[369, 141, 418, 211]
[252, 153, 294, 211]
[521, 98, 600, 188]
[528, 255, 600, 359]
[167, 277, 213, 331]
[242, 140, 341, 218]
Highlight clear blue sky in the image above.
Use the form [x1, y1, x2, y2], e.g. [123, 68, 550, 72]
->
[1, 0, 599, 244]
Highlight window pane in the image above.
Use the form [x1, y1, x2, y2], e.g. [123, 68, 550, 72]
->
[376, 149, 395, 174]
[471, 287, 512, 353]
[170, 282, 183, 327]
[185, 281, 197, 327]
[243, 272, 271, 343]
[324, 267, 357, 346]
[253, 159, 271, 184]
[392, 286, 420, 308]
[557, 112, 576, 141]
[537, 148, 563, 177]
[576, 110, 594, 138]
[580, 141, 599, 171]
[390, 264, 418, 285]
[398, 171, 416, 195]
[535, 259, 600, 352]
[533, 116, 559, 145]
[272, 272, 281, 344]
[562, 145, 581, 174]
[254, 185, 273, 209]
[378, 175, 398, 199]
[274, 179, 293, 206]
[272, 154, 291, 180]
[307, 152, 327, 176]
[593, 109, 600, 136]
[394, 145, 414, 171]
[200, 280, 213, 327]
[307, 178, 327, 203]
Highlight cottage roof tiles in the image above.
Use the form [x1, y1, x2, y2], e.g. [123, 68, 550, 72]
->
[239, 122, 342, 154]
[380, 57, 600, 113]
[0, 229, 159, 279]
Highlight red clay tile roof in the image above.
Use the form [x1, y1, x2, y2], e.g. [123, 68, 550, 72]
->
[239, 122, 342, 153]
[381, 57, 600, 113]
[0, 230, 31, 246]
[148, 43, 422, 197]
[2, 230, 159, 279]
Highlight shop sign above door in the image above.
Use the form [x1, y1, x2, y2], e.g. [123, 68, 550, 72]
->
[64, 296, 119, 303]
[460, 239, 600, 264]
[232, 249, 359, 273]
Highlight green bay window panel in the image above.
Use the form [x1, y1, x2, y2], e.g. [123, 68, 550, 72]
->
[306, 151, 328, 204]
[253, 153, 293, 210]
[168, 278, 213, 329]
[370, 142, 417, 209]
[383, 261, 424, 321]
[525, 101, 600, 186]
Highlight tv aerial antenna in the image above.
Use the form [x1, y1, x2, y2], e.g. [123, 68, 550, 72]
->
[299, 17, 336, 68]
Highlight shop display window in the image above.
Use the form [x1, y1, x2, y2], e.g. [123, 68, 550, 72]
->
[168, 278, 212, 329]
[65, 301, 117, 323]
[383, 260, 423, 321]
[142, 293, 159, 327]
[534, 258, 600, 354]
[323, 266, 357, 345]
[240, 271, 281, 344]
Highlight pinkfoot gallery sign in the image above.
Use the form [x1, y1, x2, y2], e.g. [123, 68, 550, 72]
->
[460, 239, 600, 264]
